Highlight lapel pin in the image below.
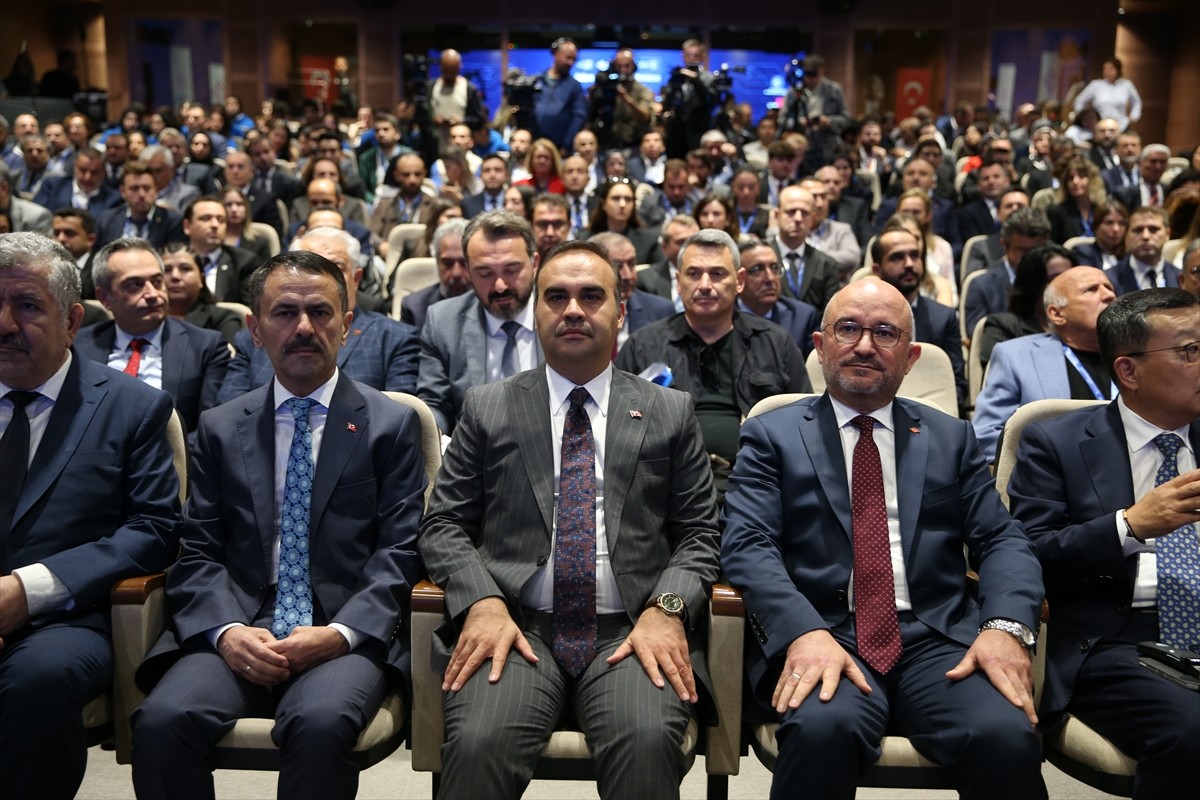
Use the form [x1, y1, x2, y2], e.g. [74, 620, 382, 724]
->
[346, 422, 358, 432]
[353, 329, 363, 335]
[909, 426, 920, 434]
[629, 410, 643, 419]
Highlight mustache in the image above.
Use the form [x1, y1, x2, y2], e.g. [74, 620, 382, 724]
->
[555, 322, 594, 338]
[284, 337, 326, 355]
[0, 333, 28, 351]
[489, 289, 518, 303]
[839, 355, 884, 370]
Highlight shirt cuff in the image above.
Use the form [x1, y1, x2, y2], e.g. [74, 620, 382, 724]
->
[208, 622, 245, 650]
[11, 564, 73, 617]
[328, 622, 363, 651]
[1116, 510, 1146, 556]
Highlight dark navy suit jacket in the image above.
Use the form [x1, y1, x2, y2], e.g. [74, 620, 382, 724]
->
[1105, 257, 1180, 296]
[624, 289, 675, 335]
[31, 176, 121, 216]
[94, 204, 185, 251]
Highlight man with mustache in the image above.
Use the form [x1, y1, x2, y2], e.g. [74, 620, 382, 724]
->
[417, 210, 542, 434]
[617, 229, 809, 495]
[419, 240, 720, 799]
[722, 278, 1047, 800]
[73, 237, 229, 436]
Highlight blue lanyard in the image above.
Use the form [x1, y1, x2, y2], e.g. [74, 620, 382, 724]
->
[1062, 345, 1113, 400]
[1079, 207, 1094, 237]
[738, 212, 756, 233]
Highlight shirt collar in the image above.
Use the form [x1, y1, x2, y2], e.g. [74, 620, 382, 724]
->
[829, 394, 896, 433]
[115, 321, 165, 353]
[547, 363, 612, 418]
[273, 368, 340, 412]
[1, 350, 72, 402]
[483, 296, 535, 337]
[1118, 395, 1194, 457]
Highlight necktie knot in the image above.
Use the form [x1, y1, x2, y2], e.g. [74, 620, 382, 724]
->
[568, 387, 591, 410]
[5, 390, 40, 411]
[1154, 432, 1184, 461]
[852, 415, 876, 436]
[501, 320, 521, 341]
[129, 337, 147, 354]
[286, 396, 315, 422]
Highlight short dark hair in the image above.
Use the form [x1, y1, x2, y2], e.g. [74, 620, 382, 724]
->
[462, 209, 536, 263]
[1001, 207, 1051, 244]
[1099, 288, 1197, 381]
[247, 250, 348, 316]
[183, 195, 224, 222]
[53, 207, 96, 235]
[536, 240, 620, 299]
[93, 238, 164, 293]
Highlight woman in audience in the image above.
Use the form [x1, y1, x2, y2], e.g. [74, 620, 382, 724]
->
[603, 150, 628, 180]
[127, 130, 148, 159]
[182, 130, 223, 191]
[514, 138, 565, 194]
[160, 242, 244, 343]
[221, 186, 274, 263]
[266, 118, 298, 164]
[978, 243, 1076, 366]
[400, 198, 464, 261]
[1069, 198, 1127, 270]
[1047, 155, 1106, 244]
[584, 176, 662, 264]
[504, 184, 535, 220]
[1072, 57, 1142, 132]
[894, 190, 956, 303]
[695, 193, 740, 241]
[433, 147, 477, 202]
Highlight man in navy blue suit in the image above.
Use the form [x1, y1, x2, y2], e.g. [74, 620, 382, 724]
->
[0, 233, 180, 800]
[735, 238, 819, 356]
[588, 231, 674, 355]
[963, 207, 1051, 335]
[218, 226, 418, 403]
[872, 158, 962, 259]
[871, 228, 968, 416]
[722, 277, 1046, 800]
[93, 161, 185, 251]
[1008, 288, 1200, 798]
[1106, 207, 1180, 295]
[31, 147, 120, 217]
[73, 238, 229, 434]
[131, 249, 425, 799]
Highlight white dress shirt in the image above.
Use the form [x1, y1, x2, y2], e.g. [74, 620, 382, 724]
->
[107, 322, 165, 389]
[521, 364, 623, 614]
[484, 299, 537, 382]
[1114, 397, 1197, 607]
[829, 396, 913, 612]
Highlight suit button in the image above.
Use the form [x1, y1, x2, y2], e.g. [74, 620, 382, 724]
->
[536, 555, 548, 566]
[835, 589, 848, 602]
[1080, 639, 1092, 653]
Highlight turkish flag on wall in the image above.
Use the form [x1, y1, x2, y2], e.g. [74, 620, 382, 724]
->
[894, 68, 932, 118]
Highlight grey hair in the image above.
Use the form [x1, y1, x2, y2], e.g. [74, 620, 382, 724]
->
[1043, 279, 1068, 315]
[0, 231, 81, 318]
[430, 218, 469, 262]
[292, 225, 361, 267]
[92, 238, 165, 293]
[141, 144, 174, 169]
[678, 229, 740, 271]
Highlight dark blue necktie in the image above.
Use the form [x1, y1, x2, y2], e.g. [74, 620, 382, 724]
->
[273, 398, 315, 638]
[500, 321, 520, 378]
[0, 391, 39, 539]
[1154, 433, 1200, 649]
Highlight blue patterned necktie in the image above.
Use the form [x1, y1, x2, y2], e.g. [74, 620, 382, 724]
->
[500, 320, 521, 378]
[273, 397, 316, 639]
[1153, 433, 1200, 649]
[552, 387, 598, 677]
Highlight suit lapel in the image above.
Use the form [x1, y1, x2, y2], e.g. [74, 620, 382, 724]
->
[465, 299, 489, 388]
[892, 401, 928, 563]
[800, 396, 852, 539]
[603, 371, 650, 552]
[237, 387, 280, 568]
[515, 369, 556, 535]
[1033, 335, 1072, 398]
[1078, 404, 1135, 512]
[339, 309, 374, 368]
[160, 319, 184, 400]
[308, 378, 365, 535]
[14, 355, 103, 526]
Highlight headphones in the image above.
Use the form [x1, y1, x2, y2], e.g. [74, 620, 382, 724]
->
[550, 37, 575, 54]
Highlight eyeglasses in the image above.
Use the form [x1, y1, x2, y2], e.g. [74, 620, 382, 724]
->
[1123, 341, 1200, 364]
[824, 319, 909, 349]
[606, 176, 635, 186]
[533, 219, 569, 231]
[744, 262, 782, 277]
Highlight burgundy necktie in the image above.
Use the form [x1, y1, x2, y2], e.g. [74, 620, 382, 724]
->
[124, 337, 147, 377]
[1148, 184, 1160, 206]
[851, 415, 902, 673]
[552, 387, 598, 677]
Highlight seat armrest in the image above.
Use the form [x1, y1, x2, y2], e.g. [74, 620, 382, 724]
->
[110, 573, 167, 764]
[410, 579, 446, 772]
[706, 583, 744, 777]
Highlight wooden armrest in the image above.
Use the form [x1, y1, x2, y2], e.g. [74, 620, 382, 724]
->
[412, 579, 445, 614]
[711, 583, 744, 616]
[112, 573, 166, 604]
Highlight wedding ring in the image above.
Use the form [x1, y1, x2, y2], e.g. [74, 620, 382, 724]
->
[244, 664, 252, 672]
[789, 672, 802, 681]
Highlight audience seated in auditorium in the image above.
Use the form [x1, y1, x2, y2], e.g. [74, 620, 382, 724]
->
[770, 185, 842, 311]
[977, 243, 1076, 368]
[964, 206, 1051, 335]
[1107, 206, 1180, 294]
[734, 236, 820, 355]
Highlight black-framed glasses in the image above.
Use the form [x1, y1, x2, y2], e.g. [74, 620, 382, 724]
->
[824, 320, 909, 349]
[532, 219, 569, 231]
[606, 176, 635, 186]
[1123, 341, 1200, 364]
[744, 262, 782, 277]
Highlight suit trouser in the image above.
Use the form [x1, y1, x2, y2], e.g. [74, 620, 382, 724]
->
[0, 625, 111, 800]
[438, 611, 694, 800]
[1064, 610, 1200, 800]
[131, 646, 386, 800]
[770, 614, 1046, 800]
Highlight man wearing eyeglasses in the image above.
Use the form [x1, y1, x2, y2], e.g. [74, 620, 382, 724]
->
[617, 229, 809, 493]
[1008, 288, 1200, 797]
[722, 277, 1047, 800]
[1182, 239, 1200, 299]
[735, 238, 819, 356]
[531, 194, 573, 260]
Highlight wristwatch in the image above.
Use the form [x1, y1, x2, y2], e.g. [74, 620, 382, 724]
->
[653, 592, 686, 619]
[979, 618, 1036, 650]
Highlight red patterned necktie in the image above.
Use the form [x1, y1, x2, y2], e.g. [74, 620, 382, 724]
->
[124, 337, 147, 377]
[1148, 184, 1160, 206]
[851, 415, 902, 673]
[552, 387, 598, 677]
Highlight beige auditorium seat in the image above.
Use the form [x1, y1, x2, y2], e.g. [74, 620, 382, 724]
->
[804, 342, 956, 415]
[389, 257, 438, 318]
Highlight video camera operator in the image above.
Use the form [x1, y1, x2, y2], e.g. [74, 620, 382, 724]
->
[400, 53, 440, 167]
[661, 38, 718, 159]
[588, 48, 655, 152]
[780, 54, 849, 162]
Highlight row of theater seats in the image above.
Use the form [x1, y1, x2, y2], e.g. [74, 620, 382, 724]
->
[83, 397, 1137, 798]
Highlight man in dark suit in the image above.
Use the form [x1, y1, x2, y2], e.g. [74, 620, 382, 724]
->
[871, 228, 968, 415]
[636, 215, 699, 311]
[721, 277, 1046, 800]
[218, 227, 418, 404]
[638, 160, 699, 228]
[873, 158, 962, 259]
[957, 159, 1012, 242]
[1087, 118, 1122, 174]
[31, 147, 121, 217]
[1111, 144, 1170, 213]
[588, 231, 675, 354]
[1106, 206, 1180, 295]
[736, 238, 819, 355]
[772, 185, 841, 312]
[963, 207, 1051, 335]
[182, 196, 261, 304]
[419, 240, 721, 799]
[401, 218, 472, 331]
[417, 210, 544, 434]
[816, 165, 870, 247]
[93, 161, 185, 251]
[0, 233, 180, 800]
[75, 238, 229, 434]
[246, 133, 300, 209]
[460, 154, 509, 219]
[222, 150, 285, 236]
[131, 250, 426, 799]
[1101, 132, 1142, 195]
[964, 188, 1030, 278]
[1008, 288, 1200, 798]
